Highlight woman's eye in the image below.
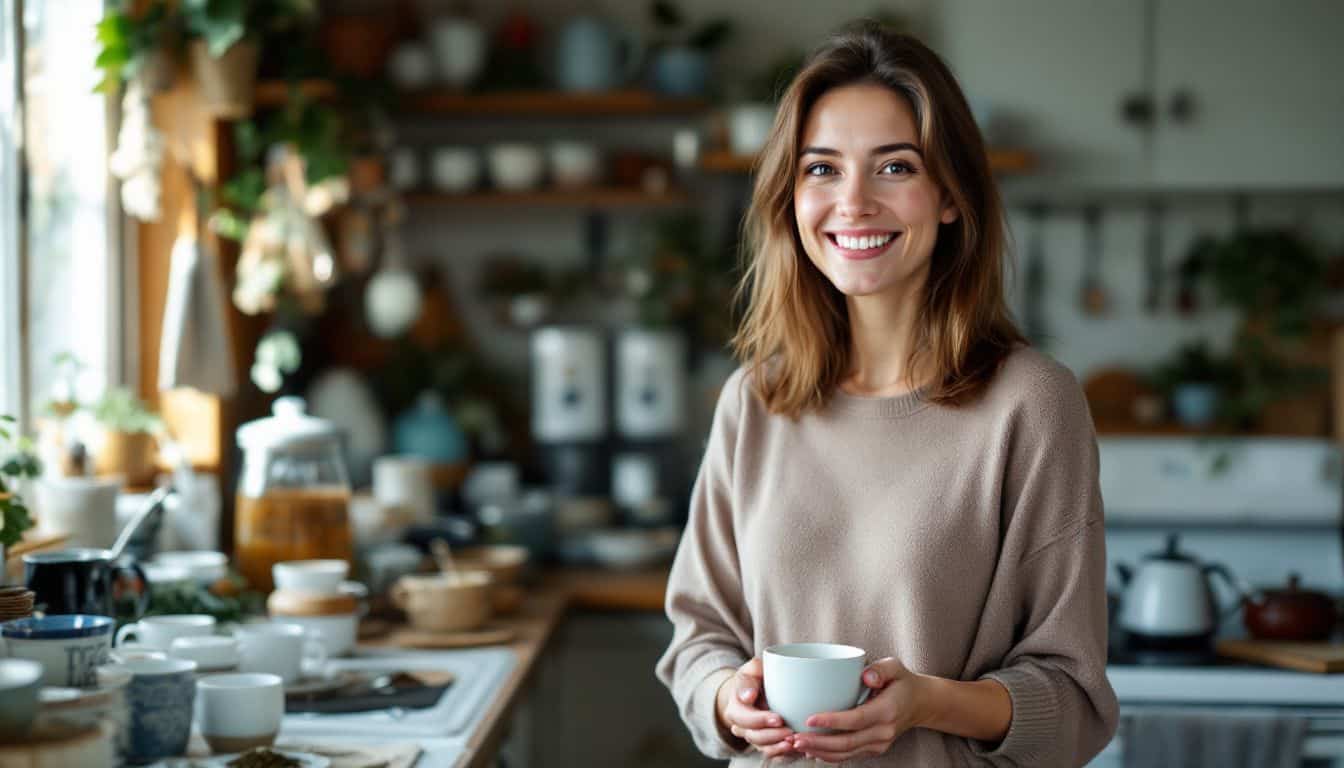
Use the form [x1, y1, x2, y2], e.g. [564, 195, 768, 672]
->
[804, 163, 834, 177]
[881, 161, 915, 175]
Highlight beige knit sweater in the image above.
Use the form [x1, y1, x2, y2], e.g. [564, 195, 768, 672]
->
[655, 347, 1119, 767]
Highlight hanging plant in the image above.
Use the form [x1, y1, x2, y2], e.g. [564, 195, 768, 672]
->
[0, 415, 41, 551]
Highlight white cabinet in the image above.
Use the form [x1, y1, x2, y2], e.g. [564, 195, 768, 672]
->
[935, 0, 1344, 190]
[1152, 0, 1344, 188]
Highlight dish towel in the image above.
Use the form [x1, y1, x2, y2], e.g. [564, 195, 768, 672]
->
[1122, 711, 1308, 768]
[157, 196, 237, 396]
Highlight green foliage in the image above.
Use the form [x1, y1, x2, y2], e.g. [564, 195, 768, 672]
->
[181, 0, 316, 59]
[94, 1, 174, 92]
[141, 572, 265, 623]
[1192, 229, 1324, 338]
[90, 387, 162, 434]
[0, 414, 41, 549]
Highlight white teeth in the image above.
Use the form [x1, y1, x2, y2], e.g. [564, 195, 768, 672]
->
[835, 233, 894, 250]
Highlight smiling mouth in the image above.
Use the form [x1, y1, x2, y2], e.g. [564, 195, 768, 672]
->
[826, 232, 901, 259]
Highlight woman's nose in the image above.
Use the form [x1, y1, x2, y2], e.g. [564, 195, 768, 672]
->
[835, 176, 877, 219]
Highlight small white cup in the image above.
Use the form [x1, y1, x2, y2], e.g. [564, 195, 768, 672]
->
[169, 636, 240, 672]
[233, 623, 328, 684]
[196, 673, 284, 754]
[762, 643, 871, 734]
[271, 560, 348, 594]
[114, 614, 216, 650]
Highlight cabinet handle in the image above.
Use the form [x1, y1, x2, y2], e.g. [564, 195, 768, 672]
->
[1120, 92, 1154, 127]
[1168, 89, 1197, 124]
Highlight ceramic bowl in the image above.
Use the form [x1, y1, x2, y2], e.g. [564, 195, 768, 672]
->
[152, 550, 228, 584]
[1, 614, 114, 687]
[487, 143, 545, 191]
[431, 146, 481, 193]
[548, 141, 602, 188]
[272, 559, 349, 594]
[391, 571, 492, 633]
[587, 527, 680, 570]
[0, 658, 43, 738]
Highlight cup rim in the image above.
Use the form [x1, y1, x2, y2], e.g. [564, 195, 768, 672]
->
[764, 642, 866, 661]
[233, 621, 306, 638]
[273, 559, 348, 574]
[22, 547, 114, 564]
[170, 635, 236, 649]
[139, 614, 217, 627]
[105, 657, 198, 675]
[197, 672, 283, 690]
[1, 614, 114, 639]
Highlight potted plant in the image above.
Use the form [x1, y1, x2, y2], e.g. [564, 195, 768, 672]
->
[647, 0, 734, 97]
[95, 1, 179, 93]
[182, 0, 317, 118]
[0, 415, 41, 578]
[90, 388, 162, 487]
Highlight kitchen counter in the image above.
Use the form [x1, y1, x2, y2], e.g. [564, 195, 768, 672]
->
[397, 566, 671, 768]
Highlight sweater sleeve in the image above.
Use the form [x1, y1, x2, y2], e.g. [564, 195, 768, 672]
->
[654, 368, 755, 760]
[963, 363, 1120, 767]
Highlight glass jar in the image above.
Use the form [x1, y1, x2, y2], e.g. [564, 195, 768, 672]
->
[234, 397, 352, 592]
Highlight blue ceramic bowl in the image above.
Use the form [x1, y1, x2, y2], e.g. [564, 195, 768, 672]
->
[1, 614, 115, 639]
[0, 658, 43, 738]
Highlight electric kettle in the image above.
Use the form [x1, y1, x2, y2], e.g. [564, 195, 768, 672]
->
[1114, 534, 1242, 647]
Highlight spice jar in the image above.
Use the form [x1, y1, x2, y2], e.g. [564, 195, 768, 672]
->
[234, 397, 352, 592]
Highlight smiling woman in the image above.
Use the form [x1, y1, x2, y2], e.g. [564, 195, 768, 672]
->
[656, 19, 1118, 768]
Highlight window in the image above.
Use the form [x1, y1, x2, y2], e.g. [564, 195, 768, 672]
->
[4, 0, 118, 422]
[0, 0, 19, 419]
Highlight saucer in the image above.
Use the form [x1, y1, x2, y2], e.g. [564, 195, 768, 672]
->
[200, 748, 330, 767]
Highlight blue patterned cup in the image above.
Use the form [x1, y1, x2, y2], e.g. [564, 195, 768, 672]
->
[0, 614, 114, 687]
[101, 657, 197, 764]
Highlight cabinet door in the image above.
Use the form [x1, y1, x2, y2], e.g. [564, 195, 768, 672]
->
[1153, 0, 1344, 188]
[935, 0, 1148, 188]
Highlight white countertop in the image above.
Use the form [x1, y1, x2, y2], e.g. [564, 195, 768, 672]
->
[1107, 663, 1344, 707]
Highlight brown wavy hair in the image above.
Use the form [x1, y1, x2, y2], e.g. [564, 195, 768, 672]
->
[731, 20, 1026, 417]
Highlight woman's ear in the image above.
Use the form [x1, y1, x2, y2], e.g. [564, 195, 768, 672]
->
[940, 202, 960, 225]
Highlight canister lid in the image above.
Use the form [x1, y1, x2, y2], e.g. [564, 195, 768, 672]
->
[236, 396, 341, 451]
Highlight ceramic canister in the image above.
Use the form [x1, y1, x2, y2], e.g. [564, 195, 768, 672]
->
[102, 658, 197, 764]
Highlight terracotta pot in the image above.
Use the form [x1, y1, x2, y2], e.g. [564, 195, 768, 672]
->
[189, 39, 260, 118]
[95, 430, 157, 487]
[320, 16, 396, 79]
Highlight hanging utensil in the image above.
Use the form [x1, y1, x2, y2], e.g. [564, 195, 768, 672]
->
[1143, 200, 1165, 313]
[1023, 205, 1048, 343]
[1079, 205, 1108, 316]
[109, 487, 173, 561]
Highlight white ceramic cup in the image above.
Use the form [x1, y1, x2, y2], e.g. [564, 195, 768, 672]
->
[762, 643, 871, 734]
[271, 559, 348, 594]
[234, 623, 328, 684]
[429, 17, 486, 87]
[487, 143, 545, 191]
[169, 636, 240, 672]
[549, 141, 601, 187]
[372, 455, 435, 523]
[34, 476, 121, 549]
[114, 614, 216, 650]
[196, 673, 285, 754]
[276, 614, 358, 658]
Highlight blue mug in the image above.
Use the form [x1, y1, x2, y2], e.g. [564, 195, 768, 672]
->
[99, 658, 197, 764]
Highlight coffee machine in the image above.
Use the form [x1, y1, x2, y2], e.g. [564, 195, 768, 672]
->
[530, 326, 608, 495]
[612, 328, 686, 526]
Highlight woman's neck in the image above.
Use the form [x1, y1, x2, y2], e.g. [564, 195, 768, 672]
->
[841, 284, 928, 397]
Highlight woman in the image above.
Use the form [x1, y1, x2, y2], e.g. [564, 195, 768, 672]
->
[655, 21, 1118, 767]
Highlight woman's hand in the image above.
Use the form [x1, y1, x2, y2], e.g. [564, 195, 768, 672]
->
[715, 656, 796, 758]
[790, 656, 931, 763]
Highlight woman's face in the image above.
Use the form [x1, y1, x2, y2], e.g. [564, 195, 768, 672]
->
[793, 82, 958, 300]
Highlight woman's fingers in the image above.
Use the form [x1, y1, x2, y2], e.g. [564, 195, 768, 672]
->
[730, 724, 794, 747]
[726, 698, 783, 730]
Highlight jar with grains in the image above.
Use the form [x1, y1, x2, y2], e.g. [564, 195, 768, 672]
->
[234, 397, 352, 592]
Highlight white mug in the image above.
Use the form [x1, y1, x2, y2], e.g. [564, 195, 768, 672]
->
[372, 455, 435, 523]
[233, 623, 327, 684]
[762, 643, 871, 734]
[169, 635, 240, 672]
[196, 673, 285, 754]
[114, 614, 216, 650]
[35, 476, 121, 549]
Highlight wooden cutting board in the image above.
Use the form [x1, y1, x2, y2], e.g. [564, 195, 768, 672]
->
[388, 625, 517, 649]
[1215, 639, 1344, 673]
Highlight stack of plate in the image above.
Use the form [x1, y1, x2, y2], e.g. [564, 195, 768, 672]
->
[0, 586, 35, 623]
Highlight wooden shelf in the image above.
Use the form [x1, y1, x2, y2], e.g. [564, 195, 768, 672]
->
[404, 89, 708, 117]
[253, 79, 339, 108]
[404, 186, 691, 208]
[700, 148, 1039, 175]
